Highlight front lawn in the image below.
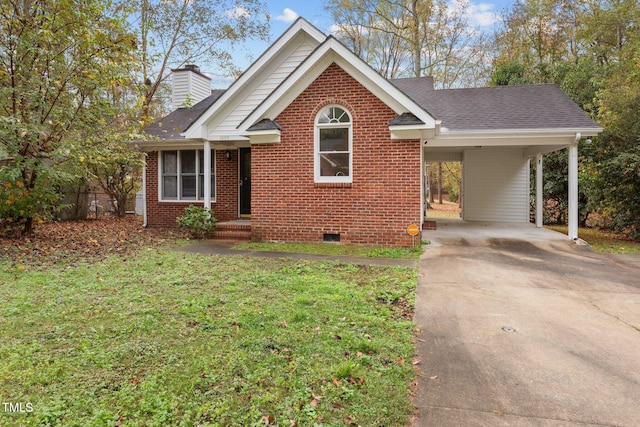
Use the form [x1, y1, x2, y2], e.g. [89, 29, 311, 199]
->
[0, 245, 417, 426]
[234, 241, 423, 260]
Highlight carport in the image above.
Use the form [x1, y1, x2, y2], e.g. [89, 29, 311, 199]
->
[416, 84, 602, 240]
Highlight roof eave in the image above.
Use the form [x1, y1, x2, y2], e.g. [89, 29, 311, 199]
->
[428, 127, 604, 147]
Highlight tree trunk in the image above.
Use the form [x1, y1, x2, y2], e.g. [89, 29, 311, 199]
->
[23, 216, 34, 236]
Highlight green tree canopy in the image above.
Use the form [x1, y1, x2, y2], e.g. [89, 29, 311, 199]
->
[0, 0, 138, 234]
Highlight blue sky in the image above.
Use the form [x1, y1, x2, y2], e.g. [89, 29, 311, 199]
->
[266, 0, 512, 34]
[209, 0, 513, 87]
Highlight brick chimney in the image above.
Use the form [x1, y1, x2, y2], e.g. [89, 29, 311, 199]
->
[171, 64, 212, 110]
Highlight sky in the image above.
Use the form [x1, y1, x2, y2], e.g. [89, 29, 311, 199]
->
[208, 0, 514, 87]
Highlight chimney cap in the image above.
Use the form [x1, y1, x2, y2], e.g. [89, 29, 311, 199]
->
[171, 64, 211, 80]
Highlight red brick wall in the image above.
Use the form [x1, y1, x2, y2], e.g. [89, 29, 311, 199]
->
[145, 150, 239, 227]
[252, 63, 421, 247]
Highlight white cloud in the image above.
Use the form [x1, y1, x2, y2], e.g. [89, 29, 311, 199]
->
[467, 3, 500, 27]
[275, 8, 299, 23]
[226, 5, 251, 19]
[328, 23, 369, 37]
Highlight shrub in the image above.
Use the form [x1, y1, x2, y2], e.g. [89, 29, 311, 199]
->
[176, 205, 216, 238]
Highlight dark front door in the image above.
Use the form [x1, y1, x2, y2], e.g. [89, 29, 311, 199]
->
[239, 148, 251, 216]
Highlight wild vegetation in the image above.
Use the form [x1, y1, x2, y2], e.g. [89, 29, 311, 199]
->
[0, 0, 269, 235]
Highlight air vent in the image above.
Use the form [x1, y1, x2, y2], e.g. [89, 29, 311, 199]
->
[323, 233, 340, 243]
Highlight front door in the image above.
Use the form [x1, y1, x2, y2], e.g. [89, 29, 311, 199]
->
[239, 148, 251, 216]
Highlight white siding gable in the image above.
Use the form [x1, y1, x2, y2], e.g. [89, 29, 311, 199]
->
[211, 38, 317, 135]
[463, 147, 530, 223]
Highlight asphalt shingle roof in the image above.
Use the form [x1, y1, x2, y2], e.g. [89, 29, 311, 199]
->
[247, 119, 282, 131]
[143, 90, 225, 140]
[392, 81, 599, 131]
[145, 78, 599, 141]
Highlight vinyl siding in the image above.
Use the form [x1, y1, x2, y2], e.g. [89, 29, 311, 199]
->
[214, 40, 317, 133]
[463, 147, 529, 223]
[172, 71, 211, 110]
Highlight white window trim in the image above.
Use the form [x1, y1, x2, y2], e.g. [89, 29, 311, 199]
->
[314, 105, 353, 183]
[158, 149, 216, 202]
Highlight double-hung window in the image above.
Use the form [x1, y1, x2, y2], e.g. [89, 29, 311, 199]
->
[161, 149, 215, 201]
[315, 106, 352, 183]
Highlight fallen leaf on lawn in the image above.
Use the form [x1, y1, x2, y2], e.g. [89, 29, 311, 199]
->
[332, 334, 341, 340]
[429, 375, 438, 380]
[397, 357, 405, 365]
[356, 351, 363, 357]
[279, 320, 288, 327]
[332, 377, 341, 385]
[413, 358, 421, 365]
[332, 402, 343, 409]
[289, 421, 297, 427]
[309, 399, 318, 407]
[262, 415, 275, 425]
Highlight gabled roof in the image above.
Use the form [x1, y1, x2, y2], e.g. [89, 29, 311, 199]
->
[241, 35, 437, 133]
[141, 17, 601, 146]
[143, 90, 225, 141]
[182, 18, 326, 140]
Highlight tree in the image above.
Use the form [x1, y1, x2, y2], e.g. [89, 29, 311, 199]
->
[0, 0, 137, 235]
[127, 0, 270, 122]
[491, 0, 640, 238]
[326, 0, 490, 87]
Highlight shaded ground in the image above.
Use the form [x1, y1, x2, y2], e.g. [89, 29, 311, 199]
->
[1, 216, 186, 267]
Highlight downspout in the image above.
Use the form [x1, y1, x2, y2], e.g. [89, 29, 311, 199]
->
[142, 155, 148, 227]
[420, 142, 425, 228]
[568, 133, 580, 240]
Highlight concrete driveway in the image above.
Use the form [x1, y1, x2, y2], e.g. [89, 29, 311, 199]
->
[413, 220, 640, 426]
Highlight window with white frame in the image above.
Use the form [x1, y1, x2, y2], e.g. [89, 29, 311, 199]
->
[315, 106, 352, 183]
[160, 149, 215, 201]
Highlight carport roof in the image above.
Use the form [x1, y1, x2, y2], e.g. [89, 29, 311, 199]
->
[392, 82, 600, 131]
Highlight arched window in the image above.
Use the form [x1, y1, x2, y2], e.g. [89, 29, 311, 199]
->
[315, 106, 352, 183]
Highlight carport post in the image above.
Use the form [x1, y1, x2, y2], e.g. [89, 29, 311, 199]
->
[536, 154, 543, 228]
[568, 135, 580, 240]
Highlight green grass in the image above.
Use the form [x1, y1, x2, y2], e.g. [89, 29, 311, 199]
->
[233, 241, 424, 260]
[546, 225, 640, 254]
[0, 250, 417, 426]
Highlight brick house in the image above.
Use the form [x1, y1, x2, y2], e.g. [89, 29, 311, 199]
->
[137, 18, 601, 247]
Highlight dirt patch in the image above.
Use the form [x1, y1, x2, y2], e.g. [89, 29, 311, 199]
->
[1, 216, 187, 268]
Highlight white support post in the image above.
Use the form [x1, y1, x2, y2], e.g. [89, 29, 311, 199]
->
[203, 141, 211, 211]
[142, 155, 147, 227]
[568, 134, 580, 240]
[536, 154, 543, 228]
